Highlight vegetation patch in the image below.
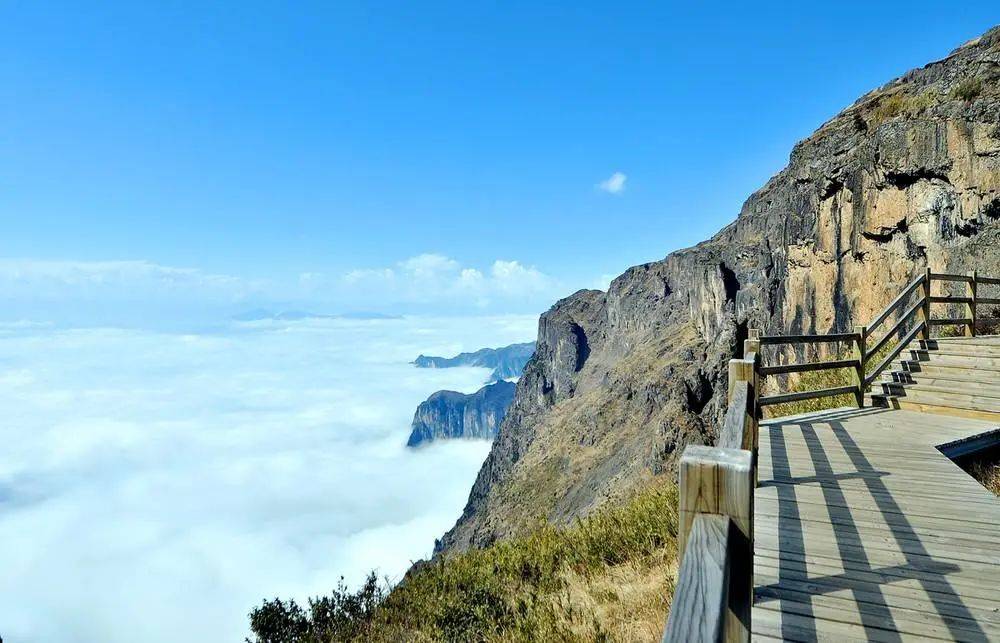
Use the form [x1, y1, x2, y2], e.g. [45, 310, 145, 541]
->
[869, 89, 940, 126]
[247, 479, 679, 642]
[952, 78, 983, 102]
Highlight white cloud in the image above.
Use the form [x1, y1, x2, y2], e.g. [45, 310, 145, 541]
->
[318, 254, 560, 312]
[597, 171, 627, 194]
[0, 315, 538, 642]
[0, 259, 265, 327]
[0, 259, 245, 293]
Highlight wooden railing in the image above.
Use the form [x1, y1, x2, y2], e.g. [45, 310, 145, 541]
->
[756, 268, 1000, 411]
[662, 339, 758, 642]
[661, 266, 999, 642]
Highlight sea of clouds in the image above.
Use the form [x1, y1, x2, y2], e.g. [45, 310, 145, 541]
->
[0, 314, 537, 642]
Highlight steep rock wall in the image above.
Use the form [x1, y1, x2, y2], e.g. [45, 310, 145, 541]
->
[440, 27, 1000, 553]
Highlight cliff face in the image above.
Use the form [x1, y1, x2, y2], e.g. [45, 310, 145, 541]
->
[414, 343, 536, 382]
[407, 380, 517, 447]
[439, 27, 1000, 552]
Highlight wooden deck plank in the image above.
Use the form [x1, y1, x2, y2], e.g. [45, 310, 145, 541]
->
[753, 406, 1000, 641]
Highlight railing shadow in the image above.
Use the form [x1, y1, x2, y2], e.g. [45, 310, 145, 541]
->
[759, 409, 989, 642]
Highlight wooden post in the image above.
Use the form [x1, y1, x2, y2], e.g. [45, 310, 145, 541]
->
[727, 359, 752, 408]
[852, 325, 866, 408]
[919, 267, 932, 340]
[967, 270, 977, 337]
[677, 446, 754, 642]
[743, 338, 761, 487]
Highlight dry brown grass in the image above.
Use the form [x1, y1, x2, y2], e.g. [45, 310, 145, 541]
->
[969, 462, 1000, 497]
[551, 558, 676, 642]
[249, 478, 680, 642]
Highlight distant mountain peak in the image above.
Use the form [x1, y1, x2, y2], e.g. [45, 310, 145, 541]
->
[413, 342, 535, 382]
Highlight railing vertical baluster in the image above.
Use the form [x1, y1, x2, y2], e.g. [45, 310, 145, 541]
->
[967, 270, 977, 337]
[852, 325, 866, 407]
[919, 267, 932, 340]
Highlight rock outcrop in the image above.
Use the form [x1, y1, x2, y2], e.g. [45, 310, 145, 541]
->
[414, 343, 535, 382]
[439, 27, 1000, 553]
[407, 381, 517, 447]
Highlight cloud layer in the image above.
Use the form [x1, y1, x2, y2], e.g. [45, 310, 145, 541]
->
[0, 255, 564, 325]
[0, 315, 538, 642]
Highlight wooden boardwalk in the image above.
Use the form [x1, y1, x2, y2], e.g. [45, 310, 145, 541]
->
[753, 406, 1000, 642]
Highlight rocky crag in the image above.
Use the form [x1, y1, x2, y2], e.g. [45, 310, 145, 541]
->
[414, 343, 535, 382]
[407, 380, 517, 447]
[439, 27, 1000, 553]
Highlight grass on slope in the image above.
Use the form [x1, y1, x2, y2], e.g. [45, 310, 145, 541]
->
[247, 479, 679, 643]
[763, 337, 899, 418]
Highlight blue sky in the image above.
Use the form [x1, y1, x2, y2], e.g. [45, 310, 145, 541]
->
[1, 2, 998, 320]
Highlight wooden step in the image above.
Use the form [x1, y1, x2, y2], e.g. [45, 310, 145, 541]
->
[872, 386, 1000, 411]
[914, 340, 1000, 357]
[869, 389, 1000, 420]
[921, 335, 1000, 346]
[868, 394, 1000, 421]
[889, 359, 1000, 377]
[880, 373, 1000, 396]
[908, 346, 1000, 359]
[876, 381, 1000, 401]
[900, 350, 1000, 369]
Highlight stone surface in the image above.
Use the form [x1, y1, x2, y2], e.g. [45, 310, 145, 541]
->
[437, 26, 1000, 553]
[407, 380, 517, 447]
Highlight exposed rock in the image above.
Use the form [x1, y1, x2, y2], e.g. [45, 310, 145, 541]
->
[413, 343, 536, 382]
[438, 26, 1000, 553]
[407, 381, 517, 447]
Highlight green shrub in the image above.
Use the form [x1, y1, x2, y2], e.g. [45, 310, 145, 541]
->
[952, 78, 983, 102]
[248, 481, 679, 642]
[248, 573, 386, 643]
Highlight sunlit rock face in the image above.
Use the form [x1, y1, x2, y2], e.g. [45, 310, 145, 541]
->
[438, 26, 1000, 553]
[407, 380, 517, 447]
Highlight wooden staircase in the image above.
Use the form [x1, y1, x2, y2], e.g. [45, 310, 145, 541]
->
[869, 336, 1000, 421]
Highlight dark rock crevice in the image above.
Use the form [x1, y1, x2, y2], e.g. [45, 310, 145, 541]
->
[570, 323, 591, 372]
[719, 263, 740, 304]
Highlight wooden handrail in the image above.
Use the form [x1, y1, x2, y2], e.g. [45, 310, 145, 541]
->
[865, 298, 923, 361]
[668, 446, 754, 643]
[759, 358, 855, 377]
[930, 272, 974, 283]
[759, 384, 857, 407]
[662, 347, 758, 642]
[759, 332, 855, 345]
[864, 320, 926, 387]
[867, 273, 925, 333]
[662, 514, 733, 642]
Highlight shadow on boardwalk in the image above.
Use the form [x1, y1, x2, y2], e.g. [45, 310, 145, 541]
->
[758, 408, 989, 642]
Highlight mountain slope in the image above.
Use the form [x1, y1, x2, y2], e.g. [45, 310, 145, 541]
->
[439, 26, 1000, 553]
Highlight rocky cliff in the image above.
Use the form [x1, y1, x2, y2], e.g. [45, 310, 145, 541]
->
[414, 343, 535, 382]
[407, 380, 517, 447]
[439, 27, 1000, 552]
